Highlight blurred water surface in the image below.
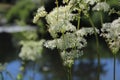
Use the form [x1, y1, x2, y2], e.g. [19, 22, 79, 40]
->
[0, 58, 119, 80]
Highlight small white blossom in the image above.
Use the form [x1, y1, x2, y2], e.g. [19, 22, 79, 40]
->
[46, 5, 72, 26]
[48, 21, 76, 38]
[101, 17, 120, 54]
[59, 33, 87, 50]
[76, 27, 99, 37]
[46, 5, 76, 37]
[69, 0, 99, 12]
[63, 0, 69, 4]
[92, 2, 110, 12]
[60, 50, 83, 67]
[33, 6, 47, 23]
[19, 40, 45, 61]
[44, 39, 57, 49]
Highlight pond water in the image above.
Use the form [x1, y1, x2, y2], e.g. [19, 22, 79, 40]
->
[0, 33, 120, 80]
[1, 58, 120, 80]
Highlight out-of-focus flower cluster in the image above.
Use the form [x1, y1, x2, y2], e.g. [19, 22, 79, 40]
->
[21, 31, 38, 40]
[19, 40, 45, 61]
[101, 17, 120, 54]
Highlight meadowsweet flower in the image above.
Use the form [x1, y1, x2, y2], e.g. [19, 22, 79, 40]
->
[19, 40, 45, 61]
[59, 32, 87, 50]
[32, 0, 100, 67]
[60, 50, 83, 67]
[48, 21, 76, 38]
[33, 6, 47, 23]
[77, 1, 89, 11]
[44, 39, 57, 49]
[44, 27, 99, 66]
[92, 2, 110, 12]
[84, 0, 99, 5]
[69, 0, 99, 12]
[76, 27, 99, 37]
[44, 32, 87, 50]
[46, 5, 76, 37]
[101, 17, 120, 54]
[46, 5, 72, 26]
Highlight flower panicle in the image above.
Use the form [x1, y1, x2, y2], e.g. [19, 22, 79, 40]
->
[33, 6, 47, 23]
[101, 17, 120, 54]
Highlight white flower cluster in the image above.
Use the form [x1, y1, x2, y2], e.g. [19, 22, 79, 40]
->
[69, 0, 99, 5]
[44, 32, 87, 50]
[68, 0, 100, 12]
[92, 2, 110, 12]
[101, 17, 120, 54]
[60, 50, 83, 67]
[33, 1, 100, 67]
[46, 5, 76, 37]
[33, 6, 47, 23]
[44, 27, 98, 66]
[19, 40, 45, 61]
[48, 21, 76, 38]
[69, 0, 89, 11]
[44, 39, 57, 49]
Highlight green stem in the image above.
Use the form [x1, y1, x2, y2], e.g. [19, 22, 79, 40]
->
[77, 11, 81, 30]
[97, 53, 100, 80]
[6, 70, 15, 80]
[70, 67, 72, 80]
[88, 16, 100, 80]
[55, 0, 59, 21]
[0, 72, 4, 80]
[67, 68, 70, 80]
[113, 55, 116, 80]
[100, 11, 103, 26]
[67, 67, 72, 80]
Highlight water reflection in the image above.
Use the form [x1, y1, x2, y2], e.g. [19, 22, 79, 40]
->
[1, 57, 120, 80]
[73, 59, 106, 80]
[0, 33, 120, 80]
[0, 33, 16, 63]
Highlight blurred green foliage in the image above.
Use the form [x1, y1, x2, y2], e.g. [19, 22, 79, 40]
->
[6, 0, 36, 25]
